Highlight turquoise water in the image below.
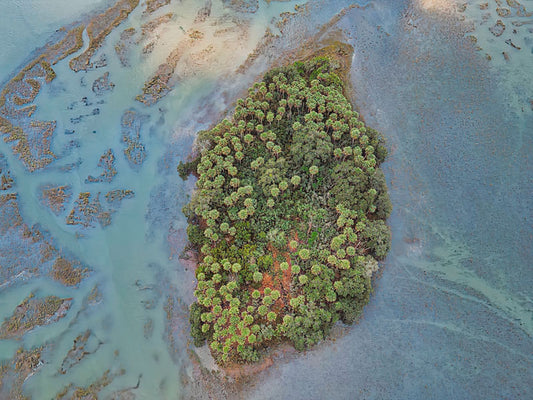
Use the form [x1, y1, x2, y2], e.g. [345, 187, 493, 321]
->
[0, 0, 531, 399]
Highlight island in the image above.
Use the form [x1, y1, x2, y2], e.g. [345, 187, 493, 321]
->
[179, 45, 391, 366]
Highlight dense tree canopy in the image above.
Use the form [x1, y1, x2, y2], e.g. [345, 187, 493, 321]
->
[179, 57, 391, 364]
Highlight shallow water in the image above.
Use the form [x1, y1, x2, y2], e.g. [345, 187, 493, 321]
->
[0, 0, 531, 399]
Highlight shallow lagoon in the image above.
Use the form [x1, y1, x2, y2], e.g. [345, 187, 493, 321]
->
[0, 0, 531, 399]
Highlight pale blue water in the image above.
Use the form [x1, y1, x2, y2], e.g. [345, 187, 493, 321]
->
[0, 0, 531, 399]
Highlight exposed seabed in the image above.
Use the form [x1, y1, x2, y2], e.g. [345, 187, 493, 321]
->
[0, 0, 531, 399]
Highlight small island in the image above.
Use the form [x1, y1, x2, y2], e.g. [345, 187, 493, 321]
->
[179, 47, 391, 365]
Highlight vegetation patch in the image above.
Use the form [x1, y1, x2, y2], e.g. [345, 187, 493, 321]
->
[180, 52, 391, 365]
[115, 27, 137, 67]
[144, 0, 171, 15]
[91, 72, 115, 96]
[66, 192, 113, 228]
[105, 189, 135, 205]
[140, 12, 175, 37]
[66, 189, 134, 229]
[0, 347, 43, 400]
[86, 285, 103, 306]
[50, 257, 88, 287]
[69, 0, 140, 72]
[85, 149, 118, 183]
[0, 293, 72, 339]
[39, 184, 72, 215]
[0, 193, 88, 289]
[0, 153, 14, 191]
[222, 0, 259, 14]
[0, 97, 57, 172]
[121, 109, 148, 168]
[135, 46, 181, 106]
[0, 24, 86, 172]
[59, 330, 103, 375]
[55, 369, 120, 400]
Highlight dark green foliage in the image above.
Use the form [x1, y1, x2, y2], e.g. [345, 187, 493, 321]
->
[190, 302, 210, 347]
[186, 224, 206, 248]
[370, 169, 393, 220]
[177, 158, 200, 180]
[361, 220, 391, 260]
[180, 57, 391, 365]
[285, 305, 334, 351]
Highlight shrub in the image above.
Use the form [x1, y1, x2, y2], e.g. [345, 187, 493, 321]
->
[253, 271, 263, 283]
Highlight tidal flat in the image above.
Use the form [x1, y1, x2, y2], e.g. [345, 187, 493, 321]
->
[0, 0, 531, 399]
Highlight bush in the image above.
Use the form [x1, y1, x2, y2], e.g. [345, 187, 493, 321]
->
[190, 302, 210, 347]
